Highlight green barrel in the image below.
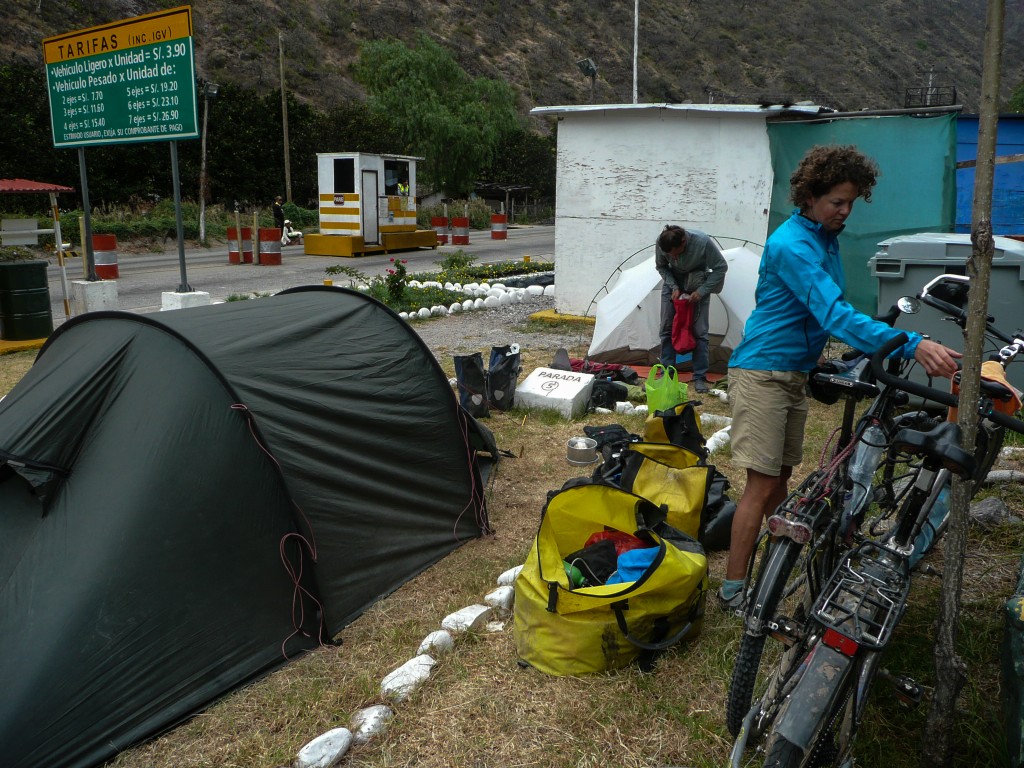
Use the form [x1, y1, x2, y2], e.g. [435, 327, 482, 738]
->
[0, 261, 53, 341]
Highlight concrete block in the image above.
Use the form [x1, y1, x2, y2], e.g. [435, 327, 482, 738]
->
[71, 280, 118, 314]
[161, 291, 211, 310]
[515, 367, 595, 419]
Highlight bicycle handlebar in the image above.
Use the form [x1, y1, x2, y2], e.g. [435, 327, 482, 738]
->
[871, 333, 1024, 434]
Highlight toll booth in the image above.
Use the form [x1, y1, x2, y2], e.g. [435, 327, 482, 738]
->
[304, 152, 438, 257]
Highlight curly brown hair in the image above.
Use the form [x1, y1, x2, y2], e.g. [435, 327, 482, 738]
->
[789, 144, 879, 208]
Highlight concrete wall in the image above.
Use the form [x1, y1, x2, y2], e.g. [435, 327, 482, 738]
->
[547, 106, 774, 315]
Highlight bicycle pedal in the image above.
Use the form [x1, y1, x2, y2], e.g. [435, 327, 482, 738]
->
[917, 564, 943, 578]
[891, 674, 923, 708]
[767, 615, 803, 646]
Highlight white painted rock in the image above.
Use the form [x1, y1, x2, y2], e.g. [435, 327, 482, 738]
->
[614, 401, 635, 414]
[631, 404, 649, 415]
[483, 295, 501, 308]
[491, 283, 507, 291]
[381, 654, 436, 702]
[462, 299, 474, 311]
[407, 279, 422, 288]
[543, 284, 556, 297]
[498, 291, 512, 306]
[295, 727, 353, 768]
[416, 307, 431, 319]
[485, 620, 506, 632]
[473, 298, 485, 310]
[464, 282, 480, 293]
[449, 302, 462, 314]
[430, 305, 447, 317]
[497, 565, 524, 586]
[417, 629, 455, 656]
[441, 604, 492, 633]
[484, 585, 515, 614]
[444, 282, 455, 291]
[706, 426, 732, 453]
[526, 285, 545, 297]
[398, 312, 409, 320]
[350, 704, 394, 746]
[486, 288, 504, 299]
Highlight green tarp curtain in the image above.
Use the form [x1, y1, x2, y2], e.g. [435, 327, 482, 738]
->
[767, 113, 957, 313]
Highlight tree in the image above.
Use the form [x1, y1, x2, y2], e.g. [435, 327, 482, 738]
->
[1008, 80, 1024, 112]
[354, 34, 519, 196]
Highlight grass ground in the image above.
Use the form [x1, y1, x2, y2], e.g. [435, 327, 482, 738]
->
[1, 331, 1021, 768]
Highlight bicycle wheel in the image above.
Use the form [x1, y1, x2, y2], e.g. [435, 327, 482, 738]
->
[763, 680, 856, 768]
[726, 540, 813, 738]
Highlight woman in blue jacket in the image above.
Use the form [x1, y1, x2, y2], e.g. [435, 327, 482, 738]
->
[718, 144, 961, 610]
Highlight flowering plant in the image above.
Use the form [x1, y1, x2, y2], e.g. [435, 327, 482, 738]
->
[384, 257, 408, 302]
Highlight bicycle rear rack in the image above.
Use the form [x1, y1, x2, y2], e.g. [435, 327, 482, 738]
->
[812, 541, 910, 650]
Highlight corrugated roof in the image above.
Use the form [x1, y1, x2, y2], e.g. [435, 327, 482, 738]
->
[529, 102, 828, 117]
[0, 178, 75, 194]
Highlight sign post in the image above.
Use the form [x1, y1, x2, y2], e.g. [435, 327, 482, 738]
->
[42, 6, 198, 290]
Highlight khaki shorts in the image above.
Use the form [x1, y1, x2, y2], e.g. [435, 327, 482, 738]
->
[728, 368, 809, 476]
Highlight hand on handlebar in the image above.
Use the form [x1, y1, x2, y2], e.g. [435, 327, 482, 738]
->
[914, 339, 961, 379]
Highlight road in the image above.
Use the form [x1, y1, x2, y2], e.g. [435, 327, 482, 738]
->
[46, 224, 555, 328]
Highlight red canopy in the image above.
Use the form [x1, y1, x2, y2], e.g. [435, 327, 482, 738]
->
[0, 178, 75, 194]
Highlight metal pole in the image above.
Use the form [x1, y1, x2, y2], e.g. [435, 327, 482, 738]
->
[49, 192, 71, 318]
[279, 32, 292, 203]
[77, 147, 97, 281]
[632, 0, 639, 103]
[199, 88, 210, 243]
[169, 140, 192, 293]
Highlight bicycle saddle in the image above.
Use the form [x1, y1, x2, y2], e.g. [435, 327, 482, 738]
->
[890, 421, 976, 479]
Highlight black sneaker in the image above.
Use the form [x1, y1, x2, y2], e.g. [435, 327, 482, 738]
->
[693, 378, 710, 393]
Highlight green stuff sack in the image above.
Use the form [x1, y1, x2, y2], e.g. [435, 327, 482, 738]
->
[617, 442, 713, 539]
[514, 482, 708, 676]
[645, 364, 688, 414]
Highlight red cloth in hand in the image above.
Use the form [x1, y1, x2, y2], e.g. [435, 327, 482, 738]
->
[671, 297, 696, 353]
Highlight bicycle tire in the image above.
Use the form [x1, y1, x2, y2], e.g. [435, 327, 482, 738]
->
[763, 736, 806, 768]
[971, 420, 1005, 496]
[725, 631, 767, 737]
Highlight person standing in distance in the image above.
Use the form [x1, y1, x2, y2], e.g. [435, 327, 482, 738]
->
[718, 144, 961, 610]
[655, 225, 728, 393]
[273, 195, 285, 231]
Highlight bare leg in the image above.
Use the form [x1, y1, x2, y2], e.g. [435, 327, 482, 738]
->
[725, 466, 793, 581]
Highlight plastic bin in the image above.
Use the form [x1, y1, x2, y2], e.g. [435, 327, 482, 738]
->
[869, 233, 1024, 395]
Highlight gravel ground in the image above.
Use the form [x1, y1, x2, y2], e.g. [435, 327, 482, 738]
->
[407, 294, 595, 361]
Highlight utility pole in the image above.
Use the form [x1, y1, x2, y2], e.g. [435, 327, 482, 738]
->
[632, 0, 639, 103]
[279, 31, 292, 203]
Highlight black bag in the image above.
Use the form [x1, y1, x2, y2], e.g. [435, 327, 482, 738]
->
[454, 352, 489, 418]
[486, 345, 522, 411]
[589, 377, 629, 411]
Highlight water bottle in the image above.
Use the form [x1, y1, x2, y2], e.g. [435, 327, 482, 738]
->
[842, 422, 886, 531]
[910, 484, 950, 569]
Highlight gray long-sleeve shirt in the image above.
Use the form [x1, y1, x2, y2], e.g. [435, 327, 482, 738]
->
[654, 229, 728, 299]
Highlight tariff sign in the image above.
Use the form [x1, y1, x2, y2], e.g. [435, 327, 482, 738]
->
[42, 5, 198, 148]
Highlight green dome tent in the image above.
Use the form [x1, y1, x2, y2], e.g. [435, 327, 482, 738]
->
[0, 286, 496, 768]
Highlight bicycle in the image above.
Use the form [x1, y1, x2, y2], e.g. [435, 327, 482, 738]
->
[725, 301, 919, 744]
[728, 274, 1024, 767]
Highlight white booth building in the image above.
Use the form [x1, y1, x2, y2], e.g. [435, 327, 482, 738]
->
[530, 103, 819, 316]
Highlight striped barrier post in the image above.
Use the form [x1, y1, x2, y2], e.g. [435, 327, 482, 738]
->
[451, 216, 470, 246]
[258, 228, 282, 265]
[227, 227, 254, 264]
[92, 234, 119, 279]
[490, 213, 508, 240]
[431, 216, 449, 245]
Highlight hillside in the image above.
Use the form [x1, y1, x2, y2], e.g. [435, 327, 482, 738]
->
[10, 0, 1024, 125]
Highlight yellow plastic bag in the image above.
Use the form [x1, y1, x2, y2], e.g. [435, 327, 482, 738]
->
[513, 482, 708, 676]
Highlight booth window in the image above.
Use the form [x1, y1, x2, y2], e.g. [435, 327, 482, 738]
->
[334, 158, 355, 194]
[384, 159, 409, 195]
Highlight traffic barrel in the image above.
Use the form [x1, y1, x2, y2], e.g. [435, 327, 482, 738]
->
[431, 216, 449, 245]
[451, 216, 470, 245]
[92, 234, 119, 279]
[227, 227, 254, 264]
[490, 214, 507, 240]
[258, 228, 282, 265]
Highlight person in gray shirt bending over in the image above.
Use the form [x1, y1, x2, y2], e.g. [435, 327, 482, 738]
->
[655, 225, 728, 392]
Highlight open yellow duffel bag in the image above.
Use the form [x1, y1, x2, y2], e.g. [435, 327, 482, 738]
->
[514, 482, 708, 676]
[617, 442, 713, 540]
